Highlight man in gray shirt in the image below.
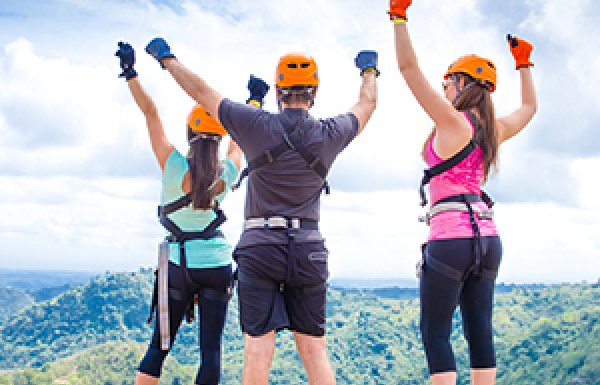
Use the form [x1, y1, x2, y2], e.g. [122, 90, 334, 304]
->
[146, 38, 378, 385]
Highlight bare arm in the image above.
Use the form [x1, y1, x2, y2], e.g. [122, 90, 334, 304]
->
[226, 138, 242, 171]
[127, 77, 174, 170]
[393, 22, 471, 154]
[161, 58, 223, 120]
[497, 67, 537, 142]
[349, 71, 378, 135]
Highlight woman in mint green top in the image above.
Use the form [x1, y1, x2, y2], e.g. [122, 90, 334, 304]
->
[116, 41, 263, 385]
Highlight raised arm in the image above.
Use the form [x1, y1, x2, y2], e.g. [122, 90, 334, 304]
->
[115, 42, 173, 170]
[497, 35, 537, 143]
[390, 1, 470, 144]
[145, 38, 223, 120]
[349, 51, 379, 135]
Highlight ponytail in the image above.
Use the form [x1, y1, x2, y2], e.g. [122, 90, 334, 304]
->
[187, 127, 222, 209]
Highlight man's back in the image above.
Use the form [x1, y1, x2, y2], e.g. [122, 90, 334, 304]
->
[219, 100, 358, 247]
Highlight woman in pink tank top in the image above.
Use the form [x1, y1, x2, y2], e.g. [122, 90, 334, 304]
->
[389, 1, 537, 384]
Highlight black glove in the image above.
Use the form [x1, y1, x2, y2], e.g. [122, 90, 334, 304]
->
[246, 75, 270, 107]
[115, 41, 137, 80]
[354, 50, 380, 77]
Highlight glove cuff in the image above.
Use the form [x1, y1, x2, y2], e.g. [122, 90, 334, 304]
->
[361, 68, 380, 77]
[516, 62, 534, 70]
[159, 54, 176, 69]
[120, 68, 138, 81]
[388, 11, 407, 21]
[247, 99, 262, 108]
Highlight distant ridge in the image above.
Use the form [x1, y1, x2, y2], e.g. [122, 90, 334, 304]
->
[329, 277, 418, 289]
[0, 269, 99, 290]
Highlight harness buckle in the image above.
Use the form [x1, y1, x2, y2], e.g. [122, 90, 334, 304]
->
[265, 149, 274, 163]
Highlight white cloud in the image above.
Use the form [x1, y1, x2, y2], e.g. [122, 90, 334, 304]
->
[0, 0, 599, 282]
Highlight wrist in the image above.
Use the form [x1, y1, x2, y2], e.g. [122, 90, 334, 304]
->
[362, 68, 379, 77]
[247, 99, 262, 108]
[159, 56, 176, 69]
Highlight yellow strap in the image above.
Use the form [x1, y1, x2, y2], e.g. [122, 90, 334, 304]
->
[247, 99, 261, 108]
[363, 68, 377, 74]
[393, 17, 407, 25]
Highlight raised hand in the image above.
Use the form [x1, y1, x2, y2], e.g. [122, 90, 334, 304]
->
[355, 50, 380, 77]
[115, 41, 137, 80]
[145, 37, 176, 68]
[247, 75, 269, 107]
[507, 34, 534, 69]
[388, 0, 412, 21]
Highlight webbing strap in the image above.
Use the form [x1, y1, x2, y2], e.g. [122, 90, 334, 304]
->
[158, 194, 226, 241]
[420, 140, 477, 206]
[419, 111, 480, 207]
[231, 114, 330, 194]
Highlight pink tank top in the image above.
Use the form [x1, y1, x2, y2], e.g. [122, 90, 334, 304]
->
[423, 113, 498, 240]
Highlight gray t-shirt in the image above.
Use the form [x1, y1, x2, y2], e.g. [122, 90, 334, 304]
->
[219, 99, 358, 247]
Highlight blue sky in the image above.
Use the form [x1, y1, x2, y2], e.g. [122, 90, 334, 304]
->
[0, 0, 599, 283]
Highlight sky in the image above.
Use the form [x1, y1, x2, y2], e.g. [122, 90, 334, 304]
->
[0, 0, 599, 283]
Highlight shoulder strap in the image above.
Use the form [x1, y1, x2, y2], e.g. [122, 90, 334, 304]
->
[158, 194, 226, 241]
[279, 114, 331, 194]
[419, 112, 481, 206]
[231, 113, 331, 194]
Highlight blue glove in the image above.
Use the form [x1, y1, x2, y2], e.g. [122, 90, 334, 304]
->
[247, 75, 270, 107]
[115, 41, 137, 80]
[355, 50, 380, 77]
[145, 37, 175, 69]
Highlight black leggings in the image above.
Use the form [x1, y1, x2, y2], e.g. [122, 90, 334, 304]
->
[420, 236, 502, 374]
[139, 262, 232, 385]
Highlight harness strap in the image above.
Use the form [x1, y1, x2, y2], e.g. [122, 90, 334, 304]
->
[158, 195, 226, 242]
[244, 217, 319, 231]
[418, 193, 498, 281]
[231, 114, 330, 194]
[419, 111, 481, 207]
[420, 140, 477, 206]
[423, 247, 497, 282]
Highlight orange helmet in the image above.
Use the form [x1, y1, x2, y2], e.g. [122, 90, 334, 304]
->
[186, 105, 227, 136]
[275, 52, 319, 88]
[444, 54, 497, 92]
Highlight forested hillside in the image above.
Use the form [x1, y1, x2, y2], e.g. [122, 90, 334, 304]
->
[0, 271, 598, 385]
[0, 286, 33, 323]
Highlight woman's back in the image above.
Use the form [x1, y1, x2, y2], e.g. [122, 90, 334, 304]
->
[161, 148, 239, 268]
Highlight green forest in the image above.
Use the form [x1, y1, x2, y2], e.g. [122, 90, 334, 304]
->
[0, 270, 598, 385]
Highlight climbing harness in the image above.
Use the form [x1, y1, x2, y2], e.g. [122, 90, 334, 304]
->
[232, 114, 330, 194]
[417, 112, 497, 282]
[148, 192, 229, 350]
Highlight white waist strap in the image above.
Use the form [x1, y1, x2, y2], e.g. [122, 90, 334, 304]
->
[244, 217, 301, 230]
[419, 202, 494, 225]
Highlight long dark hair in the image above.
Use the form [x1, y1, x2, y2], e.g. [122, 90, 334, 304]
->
[422, 73, 498, 182]
[187, 127, 222, 209]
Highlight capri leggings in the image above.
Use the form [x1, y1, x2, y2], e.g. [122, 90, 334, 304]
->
[138, 262, 232, 385]
[420, 236, 502, 374]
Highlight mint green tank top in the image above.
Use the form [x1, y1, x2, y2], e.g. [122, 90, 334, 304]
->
[161, 149, 239, 268]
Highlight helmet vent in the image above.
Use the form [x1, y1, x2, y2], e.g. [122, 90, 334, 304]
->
[287, 63, 298, 68]
[300, 63, 310, 68]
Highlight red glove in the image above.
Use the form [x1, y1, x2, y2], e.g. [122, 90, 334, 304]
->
[507, 34, 534, 69]
[388, 0, 412, 21]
